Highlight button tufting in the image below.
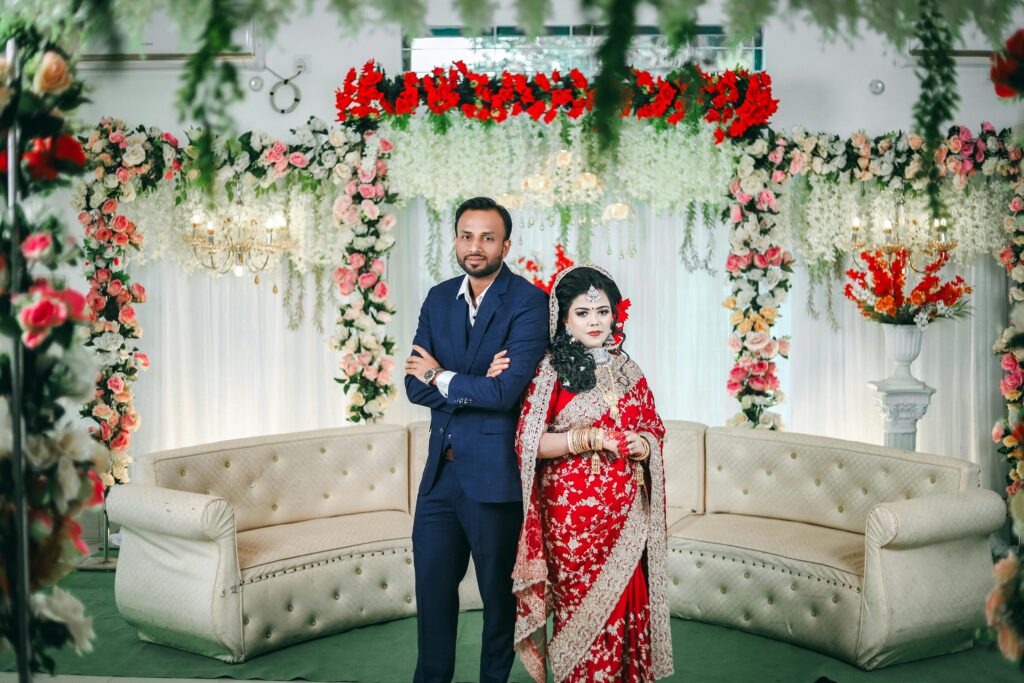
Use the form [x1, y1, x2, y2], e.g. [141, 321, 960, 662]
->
[310, 619, 317, 627]
[862, 488, 868, 495]
[716, 465, 723, 471]
[272, 454, 279, 462]
[369, 484, 376, 491]
[929, 475, 936, 484]
[832, 595, 839, 604]
[320, 447, 326, 454]
[720, 586, 727, 594]
[381, 582, 388, 590]
[406, 596, 413, 604]
[811, 609, 818, 617]
[224, 460, 231, 468]
[333, 592, 341, 600]
[696, 561, 703, 569]
[837, 505, 844, 513]
[367, 443, 374, 451]
[742, 489, 748, 495]
[390, 466, 397, 473]
[323, 492, 330, 499]
[743, 571, 750, 579]
[814, 478, 821, 486]
[790, 583, 797, 591]
[243, 616, 249, 625]
[287, 604, 294, 612]
[790, 451, 797, 459]
[743, 613, 751, 621]
[265, 631, 272, 639]
[673, 578, 679, 585]
[405, 558, 412, 565]
[180, 468, 187, 476]
[271, 503, 278, 511]
[342, 469, 348, 476]
[836, 462, 843, 470]
[767, 597, 774, 605]
[355, 568, 362, 575]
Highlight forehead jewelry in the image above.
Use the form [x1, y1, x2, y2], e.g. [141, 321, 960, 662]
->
[586, 285, 600, 302]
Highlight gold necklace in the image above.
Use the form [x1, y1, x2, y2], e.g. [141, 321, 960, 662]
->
[596, 364, 620, 423]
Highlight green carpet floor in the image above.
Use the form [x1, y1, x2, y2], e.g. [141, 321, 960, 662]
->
[2, 571, 1019, 682]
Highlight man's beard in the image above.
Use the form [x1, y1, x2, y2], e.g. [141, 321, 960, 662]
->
[459, 252, 502, 278]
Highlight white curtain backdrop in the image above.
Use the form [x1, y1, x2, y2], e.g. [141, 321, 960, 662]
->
[121, 198, 1006, 493]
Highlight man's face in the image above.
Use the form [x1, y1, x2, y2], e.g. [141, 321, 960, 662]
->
[454, 209, 509, 278]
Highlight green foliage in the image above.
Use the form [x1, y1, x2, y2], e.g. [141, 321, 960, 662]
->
[912, 0, 959, 222]
[588, 0, 639, 151]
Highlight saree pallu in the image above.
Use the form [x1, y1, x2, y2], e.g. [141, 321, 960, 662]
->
[512, 353, 673, 683]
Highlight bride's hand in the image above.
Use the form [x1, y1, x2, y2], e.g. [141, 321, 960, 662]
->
[487, 349, 510, 378]
[603, 431, 645, 458]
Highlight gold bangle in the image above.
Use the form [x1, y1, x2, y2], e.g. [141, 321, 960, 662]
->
[630, 437, 651, 462]
[568, 429, 580, 455]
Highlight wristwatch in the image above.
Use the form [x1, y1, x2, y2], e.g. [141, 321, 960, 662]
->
[422, 366, 443, 386]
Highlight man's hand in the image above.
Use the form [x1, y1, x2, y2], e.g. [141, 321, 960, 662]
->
[405, 344, 441, 384]
[486, 349, 510, 378]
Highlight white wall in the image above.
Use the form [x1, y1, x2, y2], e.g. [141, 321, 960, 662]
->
[71, 1, 1021, 483]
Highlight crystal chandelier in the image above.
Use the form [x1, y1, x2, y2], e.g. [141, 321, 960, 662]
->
[848, 197, 956, 273]
[183, 200, 296, 276]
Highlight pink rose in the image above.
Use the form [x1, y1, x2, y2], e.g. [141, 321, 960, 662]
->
[361, 199, 380, 220]
[380, 213, 397, 231]
[339, 280, 355, 296]
[948, 137, 962, 154]
[379, 369, 392, 384]
[112, 215, 130, 233]
[726, 334, 743, 353]
[765, 246, 783, 267]
[750, 360, 770, 375]
[370, 258, 386, 275]
[118, 305, 136, 324]
[116, 167, 130, 184]
[91, 403, 115, 421]
[994, 423, 1008, 442]
[375, 159, 388, 175]
[767, 150, 782, 165]
[107, 279, 124, 296]
[343, 206, 360, 225]
[1003, 354, 1020, 372]
[113, 232, 130, 247]
[21, 232, 53, 260]
[116, 290, 131, 305]
[374, 183, 385, 198]
[18, 298, 67, 348]
[78, 211, 93, 226]
[379, 138, 394, 153]
[762, 339, 779, 359]
[358, 166, 376, 183]
[946, 157, 962, 175]
[371, 280, 388, 301]
[265, 141, 286, 163]
[748, 376, 768, 392]
[289, 152, 308, 168]
[753, 252, 770, 269]
[106, 375, 125, 393]
[120, 412, 139, 431]
[381, 357, 395, 371]
[349, 253, 367, 269]
[87, 291, 107, 312]
[771, 170, 786, 183]
[363, 366, 379, 381]
[744, 331, 770, 352]
[130, 282, 147, 302]
[778, 338, 790, 357]
[109, 131, 125, 144]
[358, 184, 376, 199]
[101, 199, 118, 214]
[134, 352, 150, 369]
[333, 194, 353, 218]
[358, 272, 379, 288]
[333, 266, 352, 285]
[788, 153, 804, 175]
[357, 351, 373, 367]
[1011, 196, 1024, 214]
[726, 379, 743, 397]
[345, 179, 358, 196]
[100, 421, 112, 441]
[729, 366, 748, 381]
[730, 204, 742, 223]
[109, 430, 131, 452]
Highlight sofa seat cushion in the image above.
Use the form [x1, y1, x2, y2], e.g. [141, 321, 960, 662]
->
[666, 506, 696, 530]
[238, 510, 413, 583]
[668, 513, 864, 589]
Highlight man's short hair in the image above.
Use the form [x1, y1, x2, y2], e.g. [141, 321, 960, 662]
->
[453, 196, 513, 242]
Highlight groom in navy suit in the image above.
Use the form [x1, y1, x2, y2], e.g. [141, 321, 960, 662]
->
[404, 197, 549, 683]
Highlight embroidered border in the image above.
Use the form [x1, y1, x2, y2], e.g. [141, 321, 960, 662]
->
[639, 431, 674, 679]
[548, 491, 649, 681]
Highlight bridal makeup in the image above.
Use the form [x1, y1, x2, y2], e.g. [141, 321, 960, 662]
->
[566, 289, 613, 349]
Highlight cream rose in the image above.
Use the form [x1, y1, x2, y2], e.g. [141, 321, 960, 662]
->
[33, 51, 73, 95]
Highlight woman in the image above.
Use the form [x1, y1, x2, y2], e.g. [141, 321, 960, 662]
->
[489, 265, 673, 682]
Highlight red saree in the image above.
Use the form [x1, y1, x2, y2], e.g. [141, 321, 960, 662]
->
[512, 352, 673, 682]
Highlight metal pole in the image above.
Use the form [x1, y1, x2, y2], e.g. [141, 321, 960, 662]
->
[6, 35, 33, 683]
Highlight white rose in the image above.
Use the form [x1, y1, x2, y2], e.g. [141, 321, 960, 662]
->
[375, 235, 396, 250]
[1012, 287, 1024, 303]
[747, 138, 768, 157]
[360, 333, 380, 350]
[122, 144, 146, 167]
[329, 129, 346, 147]
[321, 150, 338, 168]
[120, 181, 137, 202]
[103, 174, 119, 189]
[350, 392, 366, 406]
[365, 399, 382, 415]
[31, 588, 94, 654]
[739, 174, 763, 196]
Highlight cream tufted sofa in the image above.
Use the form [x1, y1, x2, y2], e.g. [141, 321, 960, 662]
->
[662, 422, 1005, 670]
[108, 421, 1003, 668]
[107, 423, 481, 663]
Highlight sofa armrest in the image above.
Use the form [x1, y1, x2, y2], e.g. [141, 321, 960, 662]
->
[107, 484, 235, 541]
[107, 484, 244, 662]
[865, 489, 1005, 550]
[857, 489, 1004, 669]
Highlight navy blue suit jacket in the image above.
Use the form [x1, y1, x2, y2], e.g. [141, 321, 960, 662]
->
[405, 264, 549, 504]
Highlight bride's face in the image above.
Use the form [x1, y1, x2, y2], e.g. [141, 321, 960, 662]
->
[564, 289, 613, 349]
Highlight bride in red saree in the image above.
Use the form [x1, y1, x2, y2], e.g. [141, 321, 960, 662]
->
[494, 265, 672, 682]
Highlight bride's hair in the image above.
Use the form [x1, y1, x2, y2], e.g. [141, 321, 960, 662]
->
[551, 267, 628, 393]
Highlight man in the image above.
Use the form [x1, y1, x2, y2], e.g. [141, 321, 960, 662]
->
[404, 196, 549, 683]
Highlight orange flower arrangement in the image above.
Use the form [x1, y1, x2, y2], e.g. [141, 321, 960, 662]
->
[844, 248, 971, 327]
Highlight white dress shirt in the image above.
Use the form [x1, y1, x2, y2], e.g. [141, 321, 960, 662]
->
[435, 268, 499, 398]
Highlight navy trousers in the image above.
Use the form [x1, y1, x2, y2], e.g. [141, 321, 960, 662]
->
[412, 455, 523, 683]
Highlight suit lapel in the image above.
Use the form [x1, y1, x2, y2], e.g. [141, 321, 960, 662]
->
[465, 264, 511, 369]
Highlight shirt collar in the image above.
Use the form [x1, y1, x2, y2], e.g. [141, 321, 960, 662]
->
[456, 264, 502, 306]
